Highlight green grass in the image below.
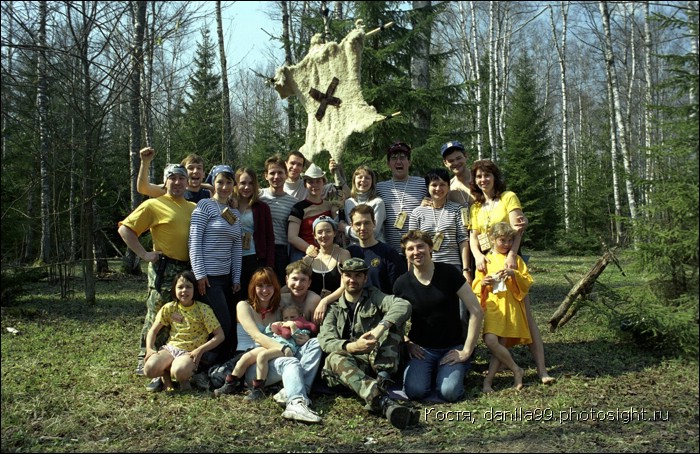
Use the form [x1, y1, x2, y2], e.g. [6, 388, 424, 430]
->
[2, 253, 698, 452]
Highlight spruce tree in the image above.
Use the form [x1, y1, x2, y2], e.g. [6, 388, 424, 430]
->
[172, 28, 223, 166]
[633, 8, 699, 297]
[502, 54, 559, 249]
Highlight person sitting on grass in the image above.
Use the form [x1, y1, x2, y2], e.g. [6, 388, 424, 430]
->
[472, 222, 533, 393]
[144, 271, 224, 392]
[215, 302, 317, 401]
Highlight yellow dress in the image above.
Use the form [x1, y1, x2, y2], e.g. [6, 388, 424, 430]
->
[472, 251, 533, 348]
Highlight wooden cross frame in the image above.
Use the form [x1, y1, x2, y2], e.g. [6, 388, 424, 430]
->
[309, 77, 342, 121]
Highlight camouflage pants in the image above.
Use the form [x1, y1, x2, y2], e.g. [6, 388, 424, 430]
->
[321, 329, 403, 406]
[138, 260, 190, 359]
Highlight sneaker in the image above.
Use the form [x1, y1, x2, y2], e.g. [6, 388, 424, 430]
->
[282, 398, 322, 424]
[191, 372, 211, 391]
[272, 389, 287, 408]
[213, 379, 240, 397]
[381, 396, 413, 430]
[145, 377, 163, 393]
[135, 360, 145, 376]
[243, 387, 265, 402]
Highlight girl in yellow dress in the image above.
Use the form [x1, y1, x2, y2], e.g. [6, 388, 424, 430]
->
[472, 222, 533, 393]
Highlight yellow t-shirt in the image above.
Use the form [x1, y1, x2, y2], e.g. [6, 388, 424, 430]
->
[469, 191, 522, 235]
[118, 194, 195, 261]
[155, 301, 221, 352]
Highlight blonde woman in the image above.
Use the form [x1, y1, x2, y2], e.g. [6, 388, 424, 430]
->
[340, 165, 386, 244]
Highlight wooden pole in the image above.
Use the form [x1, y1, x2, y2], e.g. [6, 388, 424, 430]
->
[366, 21, 394, 37]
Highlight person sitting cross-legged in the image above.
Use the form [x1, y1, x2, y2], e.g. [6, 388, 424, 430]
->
[317, 258, 419, 430]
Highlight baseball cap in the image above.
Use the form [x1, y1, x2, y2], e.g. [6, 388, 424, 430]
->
[440, 140, 466, 158]
[312, 215, 338, 232]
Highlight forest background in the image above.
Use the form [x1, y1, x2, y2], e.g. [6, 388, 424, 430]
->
[0, 0, 697, 385]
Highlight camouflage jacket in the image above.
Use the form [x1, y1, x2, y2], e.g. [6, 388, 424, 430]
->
[318, 286, 411, 353]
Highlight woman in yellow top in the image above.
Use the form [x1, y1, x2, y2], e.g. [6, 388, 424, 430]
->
[468, 159, 555, 386]
[473, 222, 533, 392]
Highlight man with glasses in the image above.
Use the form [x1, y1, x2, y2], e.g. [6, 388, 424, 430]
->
[376, 142, 429, 255]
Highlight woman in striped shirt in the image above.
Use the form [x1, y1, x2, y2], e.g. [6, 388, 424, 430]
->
[409, 168, 470, 284]
[189, 165, 242, 360]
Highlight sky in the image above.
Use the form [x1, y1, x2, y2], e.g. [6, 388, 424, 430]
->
[206, 1, 283, 72]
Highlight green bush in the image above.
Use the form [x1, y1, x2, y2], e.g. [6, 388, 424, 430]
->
[593, 282, 699, 358]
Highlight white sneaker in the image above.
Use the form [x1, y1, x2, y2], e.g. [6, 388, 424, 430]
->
[273, 389, 287, 407]
[282, 397, 322, 423]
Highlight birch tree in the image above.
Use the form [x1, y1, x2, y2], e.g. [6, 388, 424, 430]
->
[487, 1, 498, 159]
[468, 2, 483, 157]
[599, 1, 638, 239]
[642, 1, 654, 206]
[550, 1, 570, 231]
[606, 74, 623, 243]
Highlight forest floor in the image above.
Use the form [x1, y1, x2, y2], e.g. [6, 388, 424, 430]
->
[1, 252, 698, 452]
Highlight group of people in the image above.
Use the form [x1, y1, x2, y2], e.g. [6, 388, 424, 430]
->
[117, 140, 555, 430]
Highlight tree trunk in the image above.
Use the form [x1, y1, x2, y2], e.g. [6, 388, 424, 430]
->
[599, 2, 638, 235]
[37, 0, 51, 264]
[125, 0, 147, 274]
[550, 2, 570, 231]
[606, 73, 623, 244]
[334, 0, 343, 19]
[2, 0, 13, 162]
[321, 0, 330, 43]
[281, 0, 296, 136]
[143, 1, 155, 147]
[411, 1, 432, 136]
[79, 1, 96, 305]
[469, 2, 483, 158]
[488, 1, 497, 159]
[216, 0, 233, 164]
[548, 249, 618, 331]
[497, 9, 510, 151]
[643, 1, 654, 207]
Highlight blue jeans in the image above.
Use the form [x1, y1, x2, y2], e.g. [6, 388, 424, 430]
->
[403, 344, 471, 402]
[245, 337, 322, 403]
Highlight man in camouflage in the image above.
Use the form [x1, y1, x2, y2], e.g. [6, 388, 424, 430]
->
[318, 258, 419, 430]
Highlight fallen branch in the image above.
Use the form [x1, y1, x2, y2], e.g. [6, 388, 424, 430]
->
[548, 247, 620, 332]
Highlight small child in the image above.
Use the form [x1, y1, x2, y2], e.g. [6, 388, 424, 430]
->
[472, 222, 533, 393]
[216, 302, 317, 401]
[144, 271, 224, 391]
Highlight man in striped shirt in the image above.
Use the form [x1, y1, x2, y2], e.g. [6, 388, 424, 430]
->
[375, 142, 429, 255]
[260, 155, 299, 285]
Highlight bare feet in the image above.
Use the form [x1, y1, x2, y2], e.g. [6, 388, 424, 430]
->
[540, 375, 556, 385]
[514, 367, 524, 390]
[483, 379, 495, 394]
